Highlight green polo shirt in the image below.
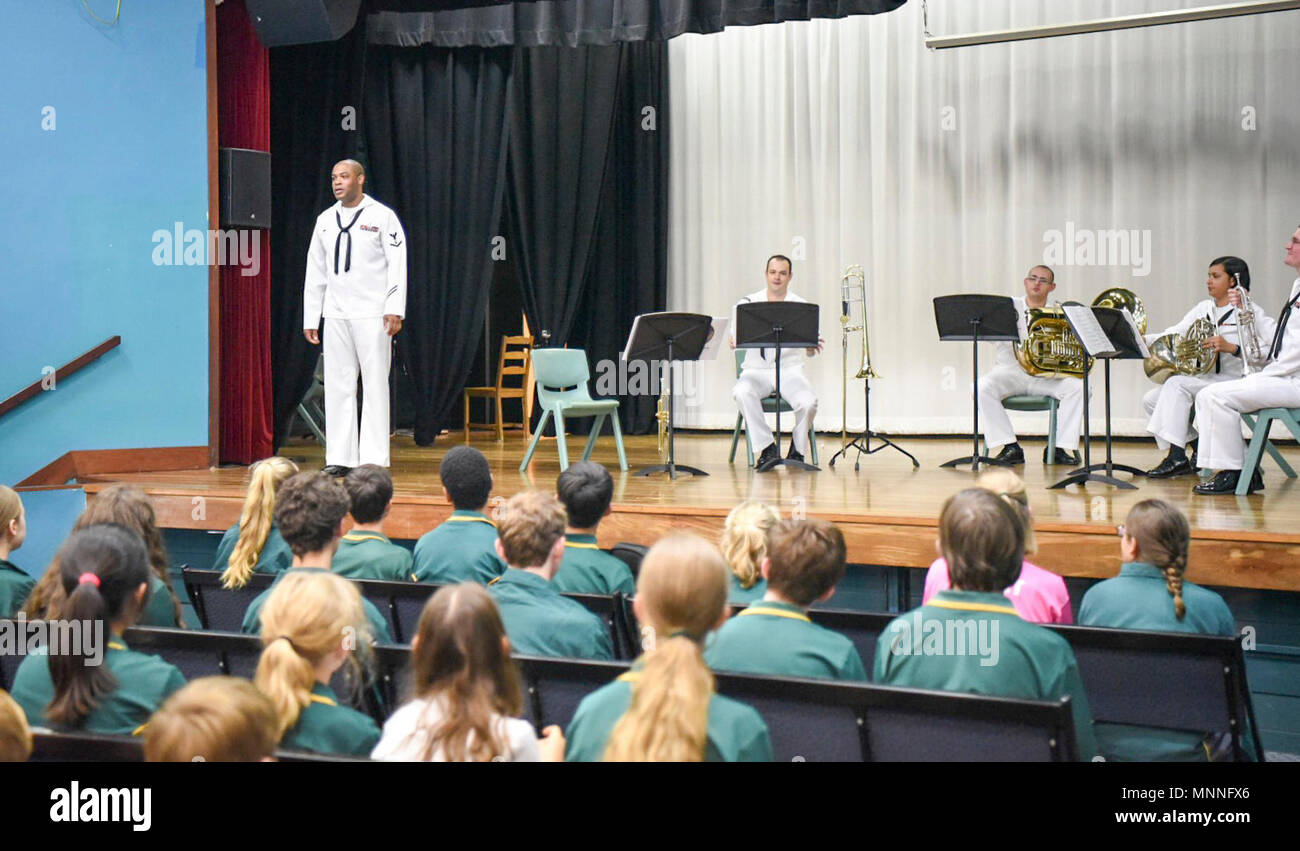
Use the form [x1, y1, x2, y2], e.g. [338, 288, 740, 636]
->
[331, 532, 414, 583]
[10, 634, 186, 735]
[728, 574, 766, 605]
[0, 559, 35, 619]
[411, 511, 506, 585]
[213, 522, 293, 577]
[552, 533, 635, 596]
[240, 567, 392, 642]
[875, 589, 1098, 761]
[138, 574, 180, 628]
[487, 568, 613, 661]
[280, 681, 380, 757]
[1080, 562, 1247, 762]
[565, 668, 773, 762]
[705, 599, 867, 681]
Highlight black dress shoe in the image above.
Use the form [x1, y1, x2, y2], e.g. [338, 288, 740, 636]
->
[1193, 468, 1262, 495]
[1147, 455, 1194, 479]
[991, 444, 1024, 466]
[786, 445, 805, 463]
[755, 443, 780, 471]
[1043, 448, 1079, 466]
[322, 465, 352, 477]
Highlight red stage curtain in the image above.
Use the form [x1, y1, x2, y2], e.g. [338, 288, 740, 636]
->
[217, 0, 274, 463]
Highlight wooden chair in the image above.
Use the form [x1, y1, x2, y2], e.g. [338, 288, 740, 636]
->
[464, 333, 535, 442]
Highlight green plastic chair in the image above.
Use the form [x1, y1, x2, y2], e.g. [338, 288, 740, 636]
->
[980, 394, 1079, 464]
[728, 350, 819, 466]
[1234, 408, 1300, 495]
[519, 349, 628, 473]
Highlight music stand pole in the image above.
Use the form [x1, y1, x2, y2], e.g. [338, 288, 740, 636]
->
[1050, 358, 1135, 490]
[940, 318, 1000, 472]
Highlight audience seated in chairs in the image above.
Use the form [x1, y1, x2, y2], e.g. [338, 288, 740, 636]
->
[214, 457, 298, 588]
[551, 462, 634, 596]
[144, 676, 278, 762]
[719, 501, 780, 605]
[333, 465, 414, 582]
[412, 446, 506, 585]
[0, 486, 33, 620]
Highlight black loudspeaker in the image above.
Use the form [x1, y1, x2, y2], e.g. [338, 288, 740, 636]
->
[245, 0, 362, 47]
[220, 148, 272, 229]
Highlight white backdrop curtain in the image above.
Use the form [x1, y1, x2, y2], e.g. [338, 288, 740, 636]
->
[666, 0, 1300, 437]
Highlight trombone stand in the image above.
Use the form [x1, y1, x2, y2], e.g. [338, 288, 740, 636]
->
[830, 330, 918, 470]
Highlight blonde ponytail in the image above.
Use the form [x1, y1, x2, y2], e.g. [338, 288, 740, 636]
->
[224, 457, 297, 589]
[720, 502, 780, 590]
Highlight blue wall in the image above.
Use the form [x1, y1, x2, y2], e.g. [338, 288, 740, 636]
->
[0, 1, 209, 484]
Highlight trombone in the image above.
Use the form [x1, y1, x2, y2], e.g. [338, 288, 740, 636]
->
[839, 265, 878, 447]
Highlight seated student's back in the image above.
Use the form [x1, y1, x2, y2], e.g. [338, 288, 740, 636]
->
[412, 447, 505, 584]
[566, 534, 772, 762]
[255, 571, 380, 757]
[874, 489, 1097, 761]
[10, 525, 185, 736]
[487, 492, 612, 661]
[332, 465, 414, 582]
[215, 457, 298, 587]
[0, 486, 35, 620]
[551, 462, 634, 596]
[706, 518, 866, 680]
[1080, 499, 1243, 761]
[719, 501, 779, 605]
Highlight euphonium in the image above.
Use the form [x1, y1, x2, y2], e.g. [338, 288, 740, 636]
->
[1016, 287, 1147, 379]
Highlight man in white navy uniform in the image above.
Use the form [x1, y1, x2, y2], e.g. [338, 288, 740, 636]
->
[976, 265, 1084, 466]
[731, 254, 823, 471]
[1194, 226, 1300, 495]
[303, 159, 407, 475]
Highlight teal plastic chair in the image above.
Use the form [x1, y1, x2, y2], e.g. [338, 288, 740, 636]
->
[1234, 408, 1300, 495]
[980, 394, 1079, 464]
[519, 349, 628, 473]
[728, 351, 819, 466]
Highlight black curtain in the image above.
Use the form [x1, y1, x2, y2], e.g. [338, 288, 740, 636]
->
[367, 0, 908, 47]
[364, 45, 514, 445]
[268, 28, 369, 450]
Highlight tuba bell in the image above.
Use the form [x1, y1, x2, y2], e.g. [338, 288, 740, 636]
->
[1016, 287, 1146, 379]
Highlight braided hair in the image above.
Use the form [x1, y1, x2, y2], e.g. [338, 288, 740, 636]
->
[1124, 499, 1191, 620]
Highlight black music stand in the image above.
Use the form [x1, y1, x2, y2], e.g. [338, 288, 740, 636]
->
[625, 312, 715, 479]
[1050, 306, 1145, 490]
[735, 301, 821, 472]
[935, 295, 1020, 472]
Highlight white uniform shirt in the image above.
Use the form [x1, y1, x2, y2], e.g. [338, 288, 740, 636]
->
[732, 288, 811, 371]
[370, 696, 540, 762]
[1144, 298, 1275, 379]
[303, 194, 407, 327]
[1260, 278, 1300, 379]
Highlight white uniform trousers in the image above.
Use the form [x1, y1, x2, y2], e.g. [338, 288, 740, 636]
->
[733, 367, 817, 457]
[1194, 373, 1300, 470]
[1141, 374, 1224, 451]
[975, 365, 1085, 451]
[323, 316, 392, 468]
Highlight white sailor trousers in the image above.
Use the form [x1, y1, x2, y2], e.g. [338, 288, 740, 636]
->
[1142, 373, 1228, 451]
[975, 365, 1085, 451]
[733, 366, 817, 457]
[1194, 373, 1300, 470]
[323, 316, 391, 468]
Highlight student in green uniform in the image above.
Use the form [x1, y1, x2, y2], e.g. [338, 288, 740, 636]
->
[255, 570, 380, 756]
[874, 489, 1098, 761]
[0, 486, 35, 619]
[372, 583, 564, 761]
[706, 518, 866, 680]
[1079, 499, 1247, 761]
[719, 501, 780, 604]
[566, 533, 773, 761]
[552, 461, 634, 596]
[240, 473, 391, 641]
[487, 491, 613, 660]
[144, 677, 279, 762]
[0, 688, 33, 762]
[10, 524, 186, 736]
[214, 456, 298, 588]
[332, 465, 414, 582]
[411, 446, 505, 584]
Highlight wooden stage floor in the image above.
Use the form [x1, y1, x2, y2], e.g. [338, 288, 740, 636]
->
[82, 433, 1300, 592]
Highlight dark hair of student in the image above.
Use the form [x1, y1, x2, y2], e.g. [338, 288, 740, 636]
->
[344, 464, 394, 525]
[273, 472, 350, 557]
[939, 489, 1024, 593]
[439, 446, 493, 511]
[47, 524, 151, 727]
[764, 518, 847, 607]
[555, 461, 614, 529]
[1211, 255, 1250, 291]
[1123, 499, 1191, 620]
[405, 583, 523, 761]
[766, 254, 792, 276]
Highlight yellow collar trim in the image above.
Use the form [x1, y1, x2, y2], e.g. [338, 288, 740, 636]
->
[309, 693, 337, 707]
[448, 515, 496, 527]
[131, 723, 147, 737]
[617, 671, 642, 683]
[343, 533, 387, 542]
[739, 606, 811, 623]
[926, 598, 1020, 616]
[108, 641, 127, 651]
[487, 576, 502, 586]
[565, 541, 600, 550]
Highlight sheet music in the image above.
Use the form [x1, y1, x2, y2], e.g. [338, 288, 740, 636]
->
[1120, 307, 1151, 358]
[1062, 304, 1117, 357]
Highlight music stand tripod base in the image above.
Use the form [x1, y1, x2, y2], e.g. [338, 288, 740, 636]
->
[1048, 470, 1137, 490]
[635, 463, 709, 478]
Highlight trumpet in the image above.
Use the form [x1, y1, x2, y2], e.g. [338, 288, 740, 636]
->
[839, 265, 878, 446]
[1233, 273, 1263, 375]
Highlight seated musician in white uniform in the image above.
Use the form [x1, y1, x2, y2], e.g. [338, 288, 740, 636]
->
[1194, 227, 1300, 495]
[1142, 256, 1274, 478]
[730, 254, 823, 471]
[976, 265, 1083, 466]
